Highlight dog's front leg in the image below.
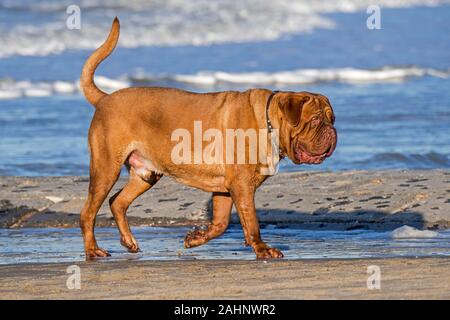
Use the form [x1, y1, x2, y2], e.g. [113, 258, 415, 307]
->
[230, 183, 283, 259]
[184, 192, 233, 248]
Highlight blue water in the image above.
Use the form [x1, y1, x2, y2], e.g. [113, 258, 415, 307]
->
[1, 226, 449, 264]
[0, 3, 450, 176]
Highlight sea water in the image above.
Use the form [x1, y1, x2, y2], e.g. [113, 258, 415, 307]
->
[0, 226, 449, 265]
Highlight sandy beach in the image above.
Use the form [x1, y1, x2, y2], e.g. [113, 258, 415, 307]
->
[0, 170, 449, 299]
[0, 258, 449, 299]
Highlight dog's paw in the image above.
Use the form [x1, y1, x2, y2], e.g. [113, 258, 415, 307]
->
[184, 229, 209, 248]
[85, 247, 111, 260]
[255, 246, 284, 259]
[120, 236, 141, 253]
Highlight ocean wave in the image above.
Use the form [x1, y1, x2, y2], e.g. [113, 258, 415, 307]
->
[0, 0, 449, 57]
[0, 76, 130, 100]
[134, 66, 450, 86]
[0, 66, 448, 99]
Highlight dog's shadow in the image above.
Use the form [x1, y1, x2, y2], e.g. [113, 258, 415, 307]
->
[224, 208, 430, 231]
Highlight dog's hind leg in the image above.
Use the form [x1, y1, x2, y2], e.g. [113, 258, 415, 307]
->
[80, 154, 121, 260]
[184, 192, 233, 248]
[109, 170, 161, 252]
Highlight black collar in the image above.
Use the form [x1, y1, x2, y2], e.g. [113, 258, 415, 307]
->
[265, 90, 286, 159]
[265, 90, 279, 133]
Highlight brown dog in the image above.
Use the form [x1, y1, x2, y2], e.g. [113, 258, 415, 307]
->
[79, 18, 337, 260]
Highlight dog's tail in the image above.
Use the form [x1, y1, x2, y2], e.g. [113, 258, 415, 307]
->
[80, 17, 120, 107]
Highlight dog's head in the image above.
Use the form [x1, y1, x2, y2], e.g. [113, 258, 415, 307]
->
[276, 91, 337, 165]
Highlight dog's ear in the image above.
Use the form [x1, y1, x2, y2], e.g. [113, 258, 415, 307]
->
[278, 93, 310, 127]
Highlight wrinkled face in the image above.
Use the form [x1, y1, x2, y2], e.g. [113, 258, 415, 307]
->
[277, 91, 337, 165]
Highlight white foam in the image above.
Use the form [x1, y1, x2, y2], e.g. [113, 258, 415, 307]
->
[24, 85, 52, 98]
[94, 76, 130, 92]
[391, 225, 439, 239]
[0, 0, 449, 57]
[0, 90, 21, 99]
[53, 81, 77, 94]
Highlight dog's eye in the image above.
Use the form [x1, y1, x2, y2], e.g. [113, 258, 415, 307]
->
[311, 116, 320, 127]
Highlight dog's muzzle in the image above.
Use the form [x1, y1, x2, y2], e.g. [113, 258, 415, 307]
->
[294, 126, 337, 164]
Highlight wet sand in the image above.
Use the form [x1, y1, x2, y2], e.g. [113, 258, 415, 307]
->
[0, 258, 449, 299]
[1, 170, 450, 230]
